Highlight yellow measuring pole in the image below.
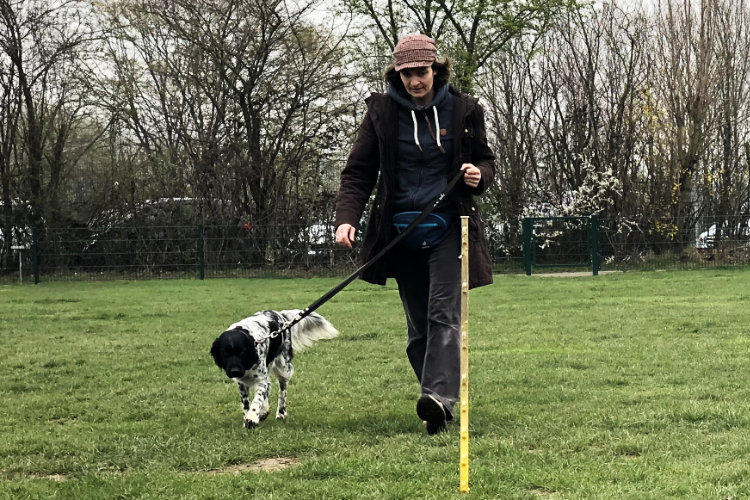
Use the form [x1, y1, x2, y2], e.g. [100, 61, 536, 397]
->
[459, 216, 470, 493]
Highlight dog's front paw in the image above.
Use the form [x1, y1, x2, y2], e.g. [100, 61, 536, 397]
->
[276, 408, 287, 420]
[243, 414, 260, 429]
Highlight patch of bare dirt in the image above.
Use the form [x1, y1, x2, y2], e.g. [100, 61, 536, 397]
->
[531, 270, 620, 277]
[30, 474, 67, 482]
[529, 486, 557, 496]
[18, 458, 299, 482]
[203, 456, 299, 475]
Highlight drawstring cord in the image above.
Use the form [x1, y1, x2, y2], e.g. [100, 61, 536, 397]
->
[409, 107, 446, 155]
[433, 107, 443, 151]
[410, 110, 422, 152]
[426, 107, 446, 154]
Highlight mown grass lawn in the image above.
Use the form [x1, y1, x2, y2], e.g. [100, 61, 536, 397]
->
[1, 269, 749, 499]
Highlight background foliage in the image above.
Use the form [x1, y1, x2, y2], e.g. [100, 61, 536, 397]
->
[1, 0, 750, 271]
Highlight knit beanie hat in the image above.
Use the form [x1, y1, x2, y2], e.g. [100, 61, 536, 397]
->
[393, 34, 437, 71]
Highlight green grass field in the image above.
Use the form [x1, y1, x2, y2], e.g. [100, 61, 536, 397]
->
[1, 269, 750, 499]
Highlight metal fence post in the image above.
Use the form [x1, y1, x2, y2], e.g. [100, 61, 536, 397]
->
[589, 215, 600, 276]
[522, 218, 532, 276]
[197, 224, 205, 280]
[32, 227, 39, 284]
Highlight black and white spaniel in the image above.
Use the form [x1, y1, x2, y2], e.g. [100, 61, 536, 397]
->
[210, 310, 338, 429]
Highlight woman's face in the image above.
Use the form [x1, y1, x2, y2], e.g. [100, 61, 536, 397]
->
[400, 66, 435, 105]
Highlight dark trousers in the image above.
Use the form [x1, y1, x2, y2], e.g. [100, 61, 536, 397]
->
[391, 223, 461, 419]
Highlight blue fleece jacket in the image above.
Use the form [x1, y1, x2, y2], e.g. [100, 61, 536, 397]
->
[386, 84, 454, 212]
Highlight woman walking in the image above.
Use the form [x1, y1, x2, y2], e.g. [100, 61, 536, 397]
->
[334, 34, 496, 434]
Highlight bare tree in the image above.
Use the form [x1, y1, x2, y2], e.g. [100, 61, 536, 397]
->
[99, 0, 354, 260]
[652, 0, 717, 243]
[340, 0, 580, 93]
[704, 0, 750, 218]
[0, 33, 22, 262]
[0, 0, 100, 228]
[475, 38, 546, 256]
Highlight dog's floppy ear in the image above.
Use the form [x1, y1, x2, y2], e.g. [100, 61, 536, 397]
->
[240, 335, 259, 368]
[210, 335, 225, 369]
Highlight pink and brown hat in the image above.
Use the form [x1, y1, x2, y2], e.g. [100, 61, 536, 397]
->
[393, 34, 437, 71]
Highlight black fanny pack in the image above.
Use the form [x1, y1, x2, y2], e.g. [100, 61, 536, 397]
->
[392, 211, 452, 251]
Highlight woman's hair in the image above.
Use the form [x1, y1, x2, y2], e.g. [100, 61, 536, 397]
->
[384, 57, 452, 92]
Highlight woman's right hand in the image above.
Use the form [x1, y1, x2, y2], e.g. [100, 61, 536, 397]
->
[335, 224, 357, 248]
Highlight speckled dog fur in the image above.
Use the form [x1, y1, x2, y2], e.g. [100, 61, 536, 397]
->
[210, 310, 338, 429]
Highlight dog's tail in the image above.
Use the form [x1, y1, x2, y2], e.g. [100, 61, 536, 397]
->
[280, 310, 339, 351]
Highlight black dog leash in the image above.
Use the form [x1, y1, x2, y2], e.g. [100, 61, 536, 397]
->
[266, 169, 466, 340]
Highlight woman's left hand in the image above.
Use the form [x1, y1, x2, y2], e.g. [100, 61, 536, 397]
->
[461, 163, 482, 188]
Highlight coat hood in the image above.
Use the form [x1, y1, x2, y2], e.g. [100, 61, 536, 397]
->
[386, 83, 450, 111]
[386, 84, 450, 154]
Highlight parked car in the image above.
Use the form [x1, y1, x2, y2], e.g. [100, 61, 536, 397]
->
[696, 219, 750, 249]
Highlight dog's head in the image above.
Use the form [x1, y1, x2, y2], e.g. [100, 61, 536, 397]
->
[210, 328, 260, 379]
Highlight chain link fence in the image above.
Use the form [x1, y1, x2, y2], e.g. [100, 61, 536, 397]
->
[511, 215, 750, 275]
[1, 216, 749, 284]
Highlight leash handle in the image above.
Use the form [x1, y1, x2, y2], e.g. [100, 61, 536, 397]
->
[275, 169, 466, 336]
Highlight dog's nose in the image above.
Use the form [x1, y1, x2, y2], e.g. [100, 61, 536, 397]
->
[227, 368, 245, 378]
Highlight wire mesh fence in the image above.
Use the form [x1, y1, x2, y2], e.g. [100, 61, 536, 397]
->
[516, 214, 750, 274]
[1, 215, 749, 284]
